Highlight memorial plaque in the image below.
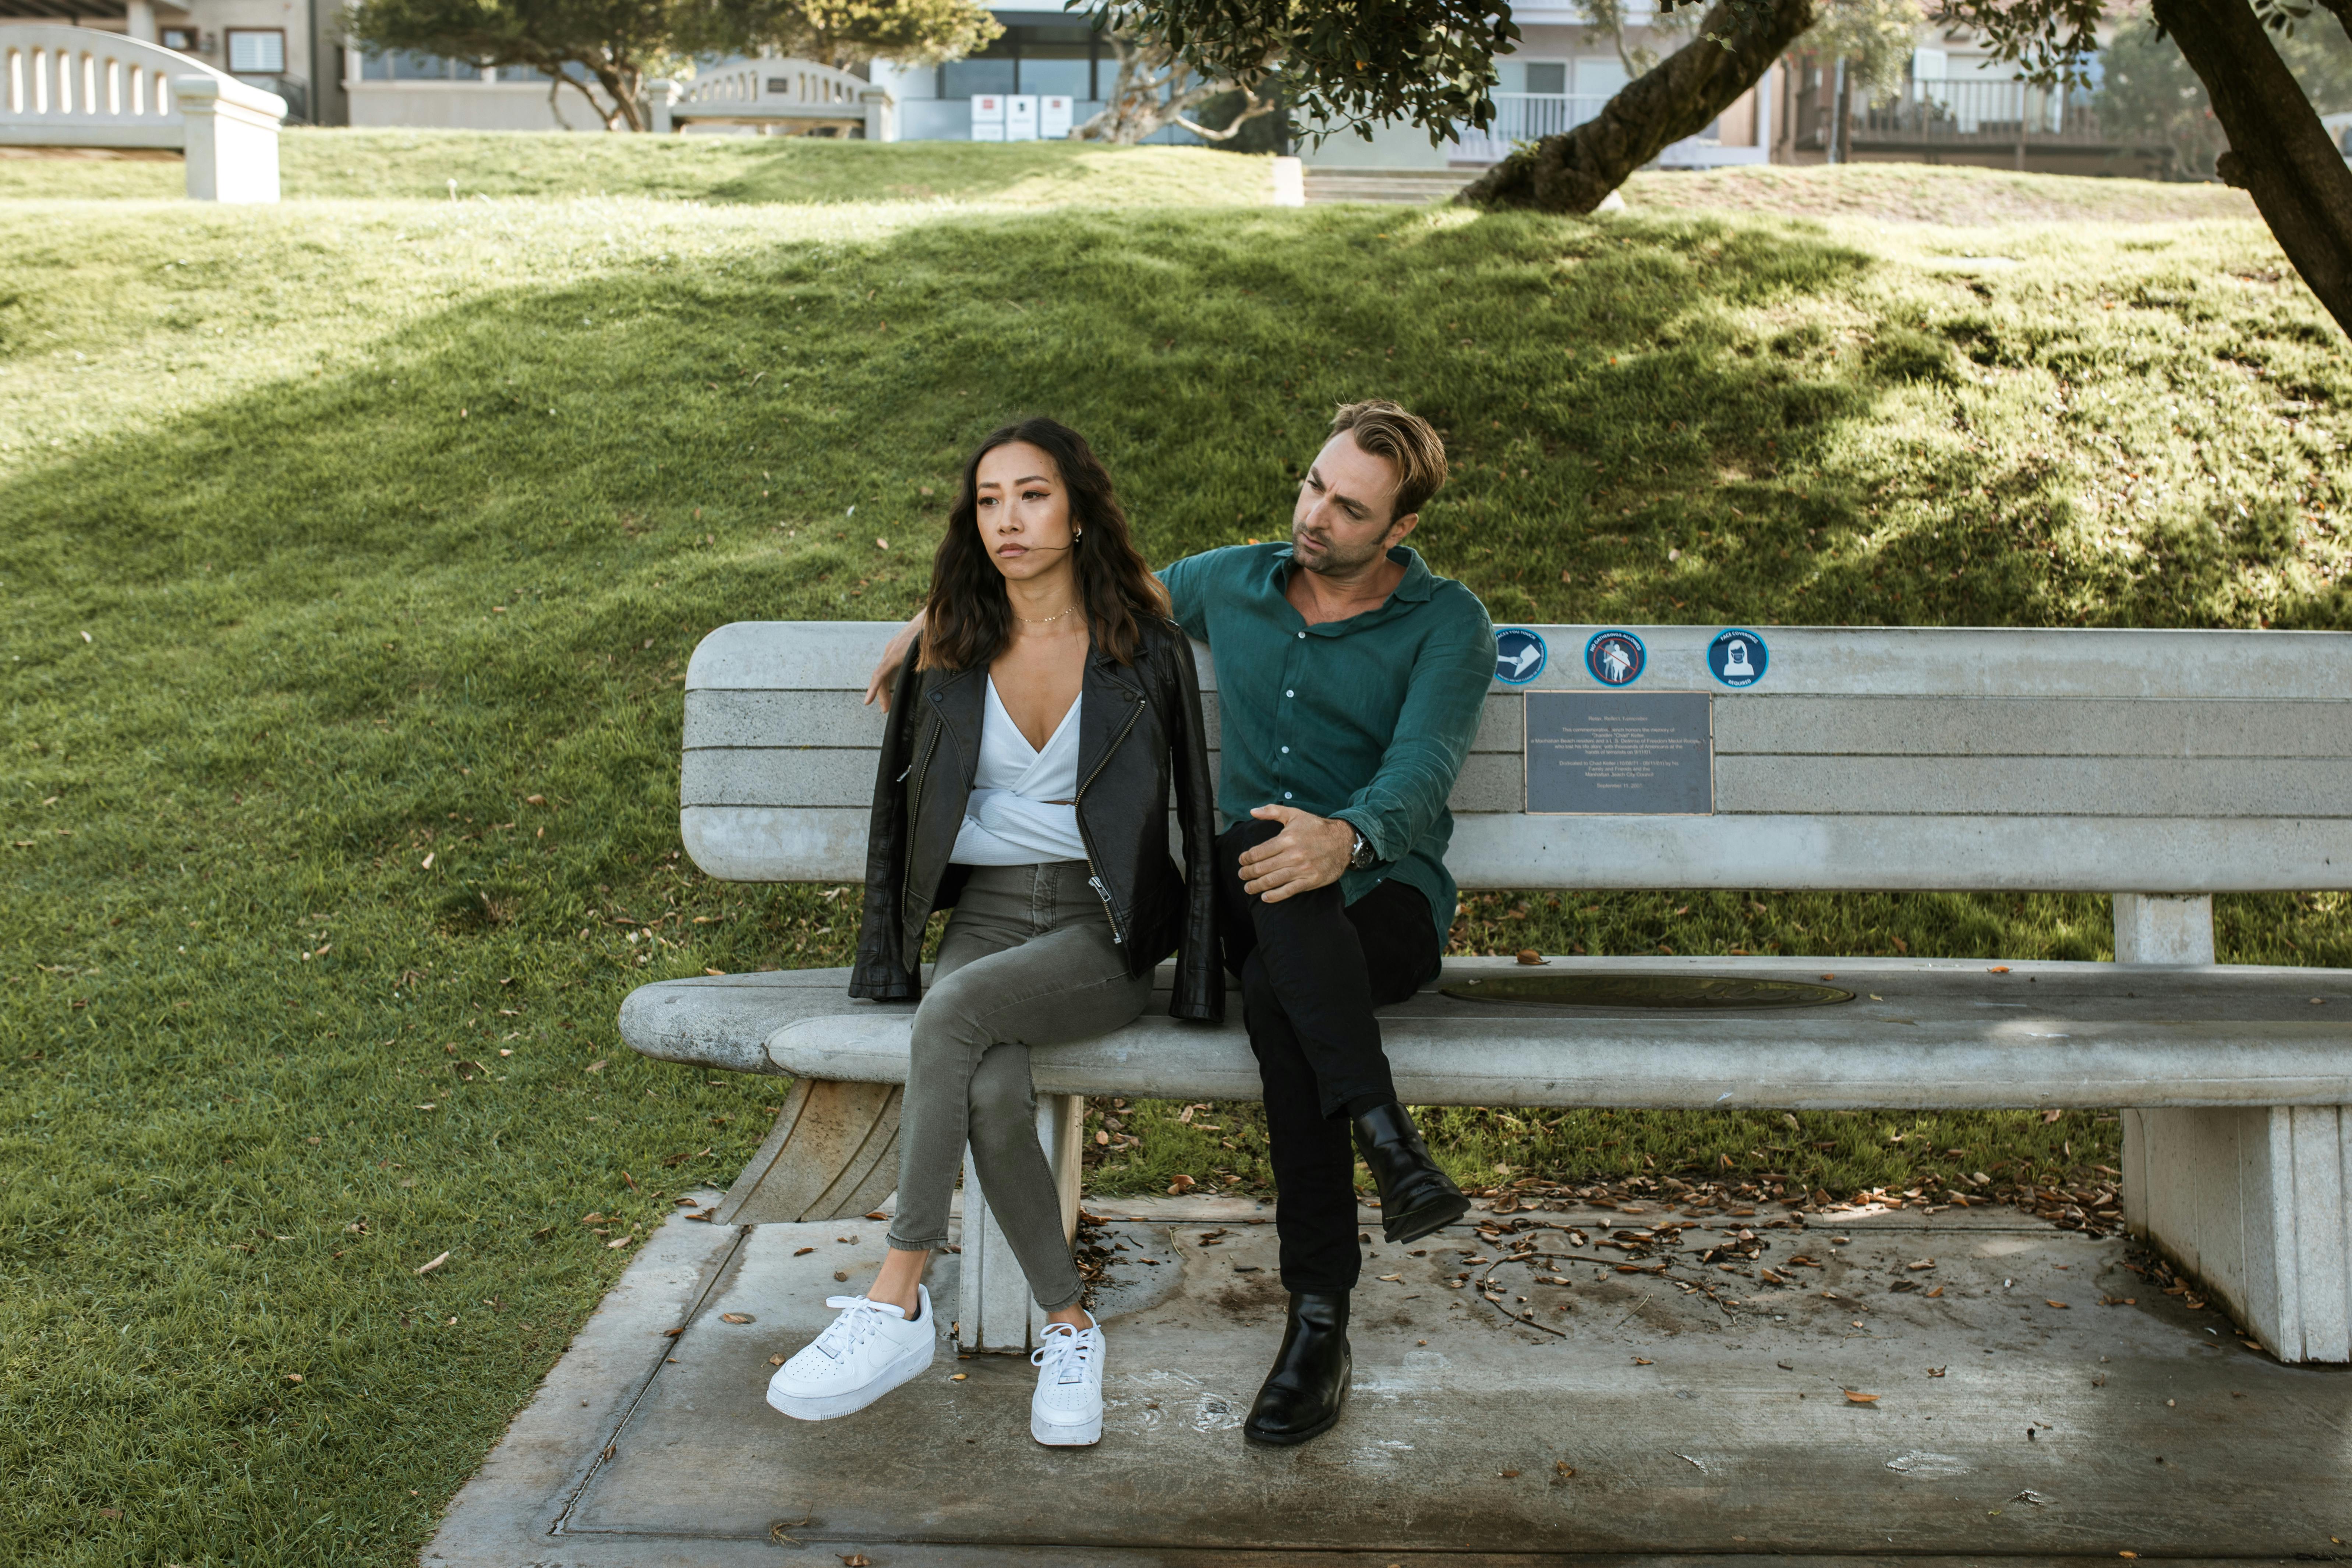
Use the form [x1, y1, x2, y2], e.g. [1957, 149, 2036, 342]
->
[1525, 690, 1713, 814]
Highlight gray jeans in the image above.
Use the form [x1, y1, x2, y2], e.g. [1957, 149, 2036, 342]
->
[888, 860, 1154, 1311]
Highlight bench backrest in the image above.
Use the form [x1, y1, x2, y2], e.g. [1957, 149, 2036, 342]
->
[681, 622, 2352, 893]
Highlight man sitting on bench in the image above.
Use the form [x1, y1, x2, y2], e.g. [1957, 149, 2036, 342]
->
[866, 400, 1496, 1448]
[1159, 400, 1495, 1444]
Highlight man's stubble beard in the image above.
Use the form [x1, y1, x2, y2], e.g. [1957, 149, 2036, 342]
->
[1292, 525, 1390, 578]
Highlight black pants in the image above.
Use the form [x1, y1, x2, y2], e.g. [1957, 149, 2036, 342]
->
[1217, 819, 1443, 1293]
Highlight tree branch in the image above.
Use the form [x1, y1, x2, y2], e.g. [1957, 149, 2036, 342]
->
[1458, 0, 1815, 213]
[2152, 0, 2352, 337]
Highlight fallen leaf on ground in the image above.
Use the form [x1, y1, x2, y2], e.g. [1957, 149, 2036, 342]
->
[769, 1354, 785, 1366]
[415, 1251, 450, 1275]
[284, 1373, 304, 1383]
[1988, 965, 2010, 973]
[2045, 1300, 2070, 1309]
[586, 1059, 608, 1073]
[1632, 1357, 1654, 1366]
[721, 1312, 754, 1324]
[1927, 1366, 1948, 1377]
[1554, 1461, 1576, 1478]
[864, 1211, 888, 1221]
[1845, 1390, 1880, 1404]
[794, 1246, 815, 1257]
[1515, 949, 1546, 965]
[1925, 1286, 1945, 1298]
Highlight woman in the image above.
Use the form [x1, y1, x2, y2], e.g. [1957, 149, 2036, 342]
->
[767, 418, 1220, 1447]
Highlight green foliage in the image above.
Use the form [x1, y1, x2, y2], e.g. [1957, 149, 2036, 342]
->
[692, 0, 1001, 70]
[1109, 0, 1520, 145]
[1806, 0, 1927, 100]
[2096, 11, 2352, 180]
[4, 146, 2352, 1559]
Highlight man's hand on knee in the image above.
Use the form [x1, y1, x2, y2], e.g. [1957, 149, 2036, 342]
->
[1238, 806, 1355, 903]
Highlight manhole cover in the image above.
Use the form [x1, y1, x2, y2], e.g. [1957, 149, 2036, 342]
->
[1441, 973, 1856, 1009]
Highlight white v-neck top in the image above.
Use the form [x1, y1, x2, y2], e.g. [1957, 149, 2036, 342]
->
[949, 677, 1088, 866]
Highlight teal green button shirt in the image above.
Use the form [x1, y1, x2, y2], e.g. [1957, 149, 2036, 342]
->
[1159, 543, 1496, 932]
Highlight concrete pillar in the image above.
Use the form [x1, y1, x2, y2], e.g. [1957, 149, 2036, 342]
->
[859, 87, 894, 143]
[2116, 893, 2352, 1362]
[126, 0, 158, 43]
[646, 77, 678, 133]
[958, 1092, 1083, 1354]
[173, 75, 285, 202]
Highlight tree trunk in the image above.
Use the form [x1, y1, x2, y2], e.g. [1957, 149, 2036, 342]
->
[1460, 0, 1815, 213]
[2151, 0, 2352, 339]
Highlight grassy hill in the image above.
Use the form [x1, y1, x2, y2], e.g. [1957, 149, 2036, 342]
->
[3, 139, 2348, 1562]
[0, 129, 1281, 204]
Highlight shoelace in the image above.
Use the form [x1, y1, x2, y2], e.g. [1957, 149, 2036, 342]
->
[1031, 1323, 1097, 1384]
[812, 1295, 899, 1360]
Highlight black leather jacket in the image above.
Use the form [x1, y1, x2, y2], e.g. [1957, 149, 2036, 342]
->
[850, 617, 1222, 1023]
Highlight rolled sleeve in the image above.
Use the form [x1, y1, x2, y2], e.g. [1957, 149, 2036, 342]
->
[1331, 607, 1495, 863]
[1157, 554, 1212, 641]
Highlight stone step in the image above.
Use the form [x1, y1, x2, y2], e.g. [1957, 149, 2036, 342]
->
[1302, 167, 1482, 204]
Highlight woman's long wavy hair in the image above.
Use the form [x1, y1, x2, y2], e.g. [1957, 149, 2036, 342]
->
[919, 418, 1170, 672]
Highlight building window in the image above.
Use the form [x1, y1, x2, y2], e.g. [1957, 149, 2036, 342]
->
[226, 29, 286, 75]
[160, 25, 199, 52]
[1524, 61, 1566, 95]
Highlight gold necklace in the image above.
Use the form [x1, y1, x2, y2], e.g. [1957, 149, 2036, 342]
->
[1015, 603, 1080, 626]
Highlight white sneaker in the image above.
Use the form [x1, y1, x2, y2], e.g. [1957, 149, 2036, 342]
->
[766, 1285, 937, 1422]
[1029, 1314, 1105, 1447]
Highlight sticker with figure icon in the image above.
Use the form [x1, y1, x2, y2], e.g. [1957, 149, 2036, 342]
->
[1707, 629, 1768, 689]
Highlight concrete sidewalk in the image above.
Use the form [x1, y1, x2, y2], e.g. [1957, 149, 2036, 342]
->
[425, 1195, 2352, 1566]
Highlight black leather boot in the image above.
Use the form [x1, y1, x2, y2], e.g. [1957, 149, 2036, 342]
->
[1352, 1101, 1469, 1244]
[1244, 1291, 1351, 1445]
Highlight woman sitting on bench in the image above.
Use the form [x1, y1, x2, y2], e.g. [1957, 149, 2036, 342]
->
[767, 417, 1222, 1446]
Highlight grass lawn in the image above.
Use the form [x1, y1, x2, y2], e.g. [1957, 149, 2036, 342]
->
[0, 129, 1279, 205]
[4, 139, 2349, 1562]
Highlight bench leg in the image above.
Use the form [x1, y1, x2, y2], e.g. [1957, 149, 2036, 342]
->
[710, 1077, 902, 1226]
[958, 1092, 1085, 1355]
[2114, 893, 2352, 1363]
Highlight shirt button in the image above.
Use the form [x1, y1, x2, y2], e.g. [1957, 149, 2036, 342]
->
[1280, 746, 1290, 754]
[1295, 632, 1305, 640]
[1285, 690, 1294, 698]
[1284, 792, 1293, 799]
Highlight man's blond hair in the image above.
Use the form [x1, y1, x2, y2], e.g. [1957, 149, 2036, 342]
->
[1328, 400, 1448, 523]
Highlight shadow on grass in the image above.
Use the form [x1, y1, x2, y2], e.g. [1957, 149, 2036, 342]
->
[10, 202, 2352, 938]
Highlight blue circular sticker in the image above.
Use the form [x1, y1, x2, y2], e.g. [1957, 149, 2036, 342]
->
[1494, 627, 1548, 685]
[1584, 629, 1646, 687]
[1707, 628, 1768, 688]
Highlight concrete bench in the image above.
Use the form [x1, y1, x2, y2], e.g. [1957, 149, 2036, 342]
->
[622, 620, 2352, 1361]
[0, 25, 286, 201]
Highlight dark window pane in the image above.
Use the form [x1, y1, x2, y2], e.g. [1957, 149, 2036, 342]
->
[1020, 56, 1089, 98]
[942, 59, 1016, 96]
[1524, 62, 1566, 95]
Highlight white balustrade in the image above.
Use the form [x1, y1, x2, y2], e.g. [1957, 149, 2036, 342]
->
[647, 56, 894, 141]
[1, 23, 286, 200]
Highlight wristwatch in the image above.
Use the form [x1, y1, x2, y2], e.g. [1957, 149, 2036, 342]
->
[1347, 827, 1379, 871]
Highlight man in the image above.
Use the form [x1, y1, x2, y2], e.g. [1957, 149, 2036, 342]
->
[866, 400, 1495, 1448]
[1157, 400, 1493, 1445]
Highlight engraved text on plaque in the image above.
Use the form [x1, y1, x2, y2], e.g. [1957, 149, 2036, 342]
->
[1525, 690, 1713, 814]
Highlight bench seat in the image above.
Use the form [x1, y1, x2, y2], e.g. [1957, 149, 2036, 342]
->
[625, 955, 2352, 1109]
